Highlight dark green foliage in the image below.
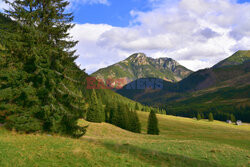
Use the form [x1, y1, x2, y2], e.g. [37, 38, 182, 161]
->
[230, 114, 236, 123]
[147, 110, 159, 135]
[209, 113, 214, 122]
[201, 113, 205, 119]
[135, 103, 140, 110]
[0, 1, 87, 137]
[5, 113, 43, 133]
[86, 90, 104, 123]
[197, 113, 201, 120]
[106, 102, 141, 133]
[127, 110, 141, 133]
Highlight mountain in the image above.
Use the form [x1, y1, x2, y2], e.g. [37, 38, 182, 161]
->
[92, 53, 192, 87]
[213, 50, 250, 68]
[117, 51, 250, 122]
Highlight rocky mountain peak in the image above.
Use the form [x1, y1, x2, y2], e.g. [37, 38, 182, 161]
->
[127, 53, 149, 65]
[92, 53, 193, 87]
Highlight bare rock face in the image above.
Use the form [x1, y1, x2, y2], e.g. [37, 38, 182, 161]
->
[92, 53, 193, 87]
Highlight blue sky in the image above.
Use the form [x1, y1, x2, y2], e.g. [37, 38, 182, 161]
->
[72, 0, 153, 27]
[1, 0, 250, 73]
[72, 0, 250, 26]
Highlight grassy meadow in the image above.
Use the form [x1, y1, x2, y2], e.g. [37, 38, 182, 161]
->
[0, 111, 249, 167]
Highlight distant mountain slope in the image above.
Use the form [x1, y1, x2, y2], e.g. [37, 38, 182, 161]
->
[213, 50, 250, 68]
[117, 51, 250, 122]
[92, 53, 192, 87]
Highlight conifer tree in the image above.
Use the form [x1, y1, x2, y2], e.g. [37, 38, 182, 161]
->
[230, 114, 236, 123]
[209, 113, 214, 122]
[98, 99, 105, 122]
[104, 102, 111, 123]
[111, 103, 120, 126]
[135, 103, 140, 111]
[197, 113, 201, 120]
[0, 0, 87, 137]
[119, 104, 129, 129]
[86, 90, 102, 123]
[131, 111, 141, 133]
[201, 113, 205, 119]
[147, 110, 159, 135]
[109, 102, 117, 123]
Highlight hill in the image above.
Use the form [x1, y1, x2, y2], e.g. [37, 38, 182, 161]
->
[213, 50, 250, 68]
[117, 51, 250, 122]
[0, 111, 249, 167]
[92, 53, 192, 87]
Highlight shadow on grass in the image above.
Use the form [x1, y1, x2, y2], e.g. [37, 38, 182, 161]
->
[101, 142, 219, 167]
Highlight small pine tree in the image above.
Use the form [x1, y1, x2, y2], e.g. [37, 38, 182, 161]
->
[230, 114, 236, 123]
[147, 110, 159, 135]
[201, 113, 205, 119]
[209, 113, 214, 122]
[133, 111, 141, 133]
[127, 110, 141, 133]
[119, 103, 129, 129]
[197, 113, 201, 120]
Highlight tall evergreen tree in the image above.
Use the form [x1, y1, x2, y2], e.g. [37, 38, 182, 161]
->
[197, 113, 201, 120]
[109, 102, 117, 124]
[147, 110, 159, 135]
[119, 104, 129, 129]
[0, 0, 87, 137]
[130, 111, 141, 133]
[201, 113, 205, 119]
[209, 113, 214, 122]
[230, 114, 236, 123]
[86, 90, 103, 123]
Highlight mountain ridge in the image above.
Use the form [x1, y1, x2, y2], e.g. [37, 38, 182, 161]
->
[92, 53, 193, 87]
[117, 51, 250, 122]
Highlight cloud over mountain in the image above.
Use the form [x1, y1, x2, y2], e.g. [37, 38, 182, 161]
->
[71, 0, 250, 74]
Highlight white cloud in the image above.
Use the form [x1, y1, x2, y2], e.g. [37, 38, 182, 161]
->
[2, 0, 250, 74]
[0, 0, 13, 12]
[72, 0, 250, 74]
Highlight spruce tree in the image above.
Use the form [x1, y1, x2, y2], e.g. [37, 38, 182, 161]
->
[86, 90, 102, 123]
[209, 113, 214, 122]
[147, 110, 159, 135]
[201, 113, 205, 119]
[109, 102, 117, 123]
[105, 102, 111, 123]
[230, 114, 236, 123]
[132, 111, 141, 133]
[119, 104, 129, 129]
[197, 113, 201, 120]
[1, 0, 87, 137]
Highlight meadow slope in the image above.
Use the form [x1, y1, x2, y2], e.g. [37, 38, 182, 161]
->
[0, 111, 249, 167]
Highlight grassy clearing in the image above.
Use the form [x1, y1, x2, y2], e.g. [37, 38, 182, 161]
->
[0, 111, 250, 167]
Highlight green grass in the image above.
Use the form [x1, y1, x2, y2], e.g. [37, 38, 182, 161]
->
[0, 111, 250, 167]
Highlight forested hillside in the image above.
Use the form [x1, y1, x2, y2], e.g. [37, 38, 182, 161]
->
[117, 52, 250, 122]
[0, 12, 162, 136]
